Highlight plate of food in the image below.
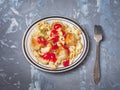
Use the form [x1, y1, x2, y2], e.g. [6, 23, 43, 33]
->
[22, 16, 89, 73]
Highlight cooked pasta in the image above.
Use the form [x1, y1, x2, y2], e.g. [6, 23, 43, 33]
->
[30, 20, 83, 69]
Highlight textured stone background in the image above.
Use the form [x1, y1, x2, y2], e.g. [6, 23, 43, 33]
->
[0, 0, 120, 90]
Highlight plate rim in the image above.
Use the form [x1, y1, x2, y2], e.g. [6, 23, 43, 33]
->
[22, 16, 89, 73]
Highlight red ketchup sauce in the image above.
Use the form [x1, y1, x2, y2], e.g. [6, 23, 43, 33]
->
[37, 37, 48, 45]
[40, 52, 57, 62]
[63, 60, 69, 67]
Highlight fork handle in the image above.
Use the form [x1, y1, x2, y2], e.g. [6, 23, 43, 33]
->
[94, 42, 101, 84]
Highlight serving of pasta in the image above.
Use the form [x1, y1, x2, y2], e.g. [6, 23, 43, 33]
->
[29, 20, 83, 70]
[22, 17, 89, 72]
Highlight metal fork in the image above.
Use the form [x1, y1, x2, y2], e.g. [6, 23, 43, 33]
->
[93, 25, 103, 85]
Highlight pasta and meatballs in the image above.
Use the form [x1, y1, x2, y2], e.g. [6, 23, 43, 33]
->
[30, 21, 83, 70]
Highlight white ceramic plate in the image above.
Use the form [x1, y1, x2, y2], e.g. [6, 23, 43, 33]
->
[22, 16, 89, 73]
